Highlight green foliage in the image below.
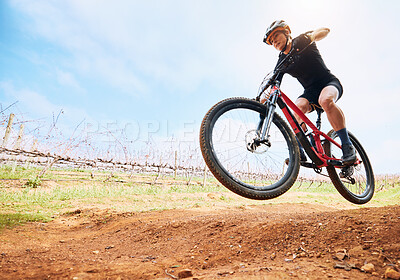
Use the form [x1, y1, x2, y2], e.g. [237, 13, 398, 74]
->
[0, 213, 49, 230]
[24, 177, 42, 188]
[0, 163, 399, 230]
[0, 165, 39, 180]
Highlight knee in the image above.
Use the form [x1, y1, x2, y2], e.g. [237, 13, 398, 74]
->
[295, 100, 309, 114]
[319, 86, 339, 112]
[319, 97, 335, 112]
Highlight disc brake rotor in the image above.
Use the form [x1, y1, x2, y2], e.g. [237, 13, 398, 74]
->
[245, 130, 270, 154]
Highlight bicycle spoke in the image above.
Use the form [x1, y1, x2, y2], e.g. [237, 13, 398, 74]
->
[324, 130, 374, 204]
[210, 107, 291, 186]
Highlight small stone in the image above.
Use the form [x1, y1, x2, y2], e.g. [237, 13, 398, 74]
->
[348, 246, 364, 258]
[178, 269, 193, 279]
[385, 267, 400, 280]
[207, 193, 221, 200]
[361, 263, 375, 273]
[334, 262, 352, 271]
[92, 250, 100, 254]
[335, 249, 347, 260]
[217, 271, 233, 276]
[336, 252, 346, 260]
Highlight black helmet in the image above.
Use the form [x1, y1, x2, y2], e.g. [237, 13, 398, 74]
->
[263, 20, 291, 45]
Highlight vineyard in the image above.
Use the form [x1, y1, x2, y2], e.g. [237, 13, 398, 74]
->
[1, 111, 400, 280]
[0, 110, 209, 182]
[1, 111, 399, 188]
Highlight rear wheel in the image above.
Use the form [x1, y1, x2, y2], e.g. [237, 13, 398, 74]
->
[323, 130, 374, 204]
[199, 97, 300, 200]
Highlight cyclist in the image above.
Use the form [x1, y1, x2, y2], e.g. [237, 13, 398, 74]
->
[261, 20, 356, 165]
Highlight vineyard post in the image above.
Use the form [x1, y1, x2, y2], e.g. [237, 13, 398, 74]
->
[203, 165, 207, 187]
[2, 113, 14, 148]
[174, 151, 177, 179]
[186, 167, 193, 186]
[154, 158, 162, 184]
[14, 124, 24, 149]
[11, 124, 24, 172]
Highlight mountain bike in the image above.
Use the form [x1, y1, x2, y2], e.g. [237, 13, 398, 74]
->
[199, 48, 374, 204]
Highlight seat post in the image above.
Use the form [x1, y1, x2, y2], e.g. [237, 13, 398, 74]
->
[316, 108, 323, 130]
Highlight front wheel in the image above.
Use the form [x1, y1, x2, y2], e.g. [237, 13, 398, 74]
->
[323, 130, 375, 204]
[199, 97, 300, 200]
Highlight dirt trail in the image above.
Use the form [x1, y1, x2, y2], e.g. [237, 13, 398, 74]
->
[0, 203, 399, 279]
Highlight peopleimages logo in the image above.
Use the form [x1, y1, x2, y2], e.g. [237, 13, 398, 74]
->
[83, 120, 198, 144]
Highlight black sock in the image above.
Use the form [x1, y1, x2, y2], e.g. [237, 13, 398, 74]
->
[336, 128, 352, 146]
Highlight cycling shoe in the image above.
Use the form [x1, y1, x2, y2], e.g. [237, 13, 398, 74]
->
[342, 144, 356, 165]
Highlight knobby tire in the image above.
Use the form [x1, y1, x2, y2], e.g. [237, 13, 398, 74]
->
[324, 130, 375, 204]
[200, 98, 300, 200]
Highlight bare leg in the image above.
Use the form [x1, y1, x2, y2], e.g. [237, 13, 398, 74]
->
[294, 97, 311, 131]
[318, 86, 345, 131]
[319, 85, 356, 163]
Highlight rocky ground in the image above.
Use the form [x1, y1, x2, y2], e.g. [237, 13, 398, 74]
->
[0, 203, 399, 279]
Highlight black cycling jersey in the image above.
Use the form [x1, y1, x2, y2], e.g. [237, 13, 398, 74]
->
[275, 33, 343, 105]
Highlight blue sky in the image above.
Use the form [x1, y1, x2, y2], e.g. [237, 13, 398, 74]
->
[1, 0, 400, 174]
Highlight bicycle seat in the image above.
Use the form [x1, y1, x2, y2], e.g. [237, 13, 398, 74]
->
[310, 104, 324, 114]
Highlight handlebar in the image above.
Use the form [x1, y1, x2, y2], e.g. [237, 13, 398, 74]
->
[256, 48, 296, 100]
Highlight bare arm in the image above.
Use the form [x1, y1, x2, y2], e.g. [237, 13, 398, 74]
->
[308, 27, 330, 42]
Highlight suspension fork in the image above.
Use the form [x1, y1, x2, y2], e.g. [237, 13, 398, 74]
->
[258, 88, 279, 142]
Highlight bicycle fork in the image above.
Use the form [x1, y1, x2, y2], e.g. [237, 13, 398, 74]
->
[254, 89, 281, 149]
[261, 93, 278, 138]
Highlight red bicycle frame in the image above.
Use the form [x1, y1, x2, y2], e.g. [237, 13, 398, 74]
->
[270, 86, 350, 168]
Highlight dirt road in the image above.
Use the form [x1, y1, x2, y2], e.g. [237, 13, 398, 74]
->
[0, 203, 399, 279]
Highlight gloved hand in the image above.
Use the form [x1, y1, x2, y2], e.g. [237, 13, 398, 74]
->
[259, 91, 271, 104]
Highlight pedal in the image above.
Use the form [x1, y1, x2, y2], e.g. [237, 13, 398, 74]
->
[300, 161, 314, 168]
[327, 159, 344, 167]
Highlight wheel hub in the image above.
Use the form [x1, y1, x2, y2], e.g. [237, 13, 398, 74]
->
[245, 130, 270, 154]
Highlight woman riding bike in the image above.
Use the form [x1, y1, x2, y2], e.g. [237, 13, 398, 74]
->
[262, 20, 356, 166]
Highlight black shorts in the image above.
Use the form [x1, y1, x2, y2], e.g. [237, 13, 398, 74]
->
[298, 78, 343, 108]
